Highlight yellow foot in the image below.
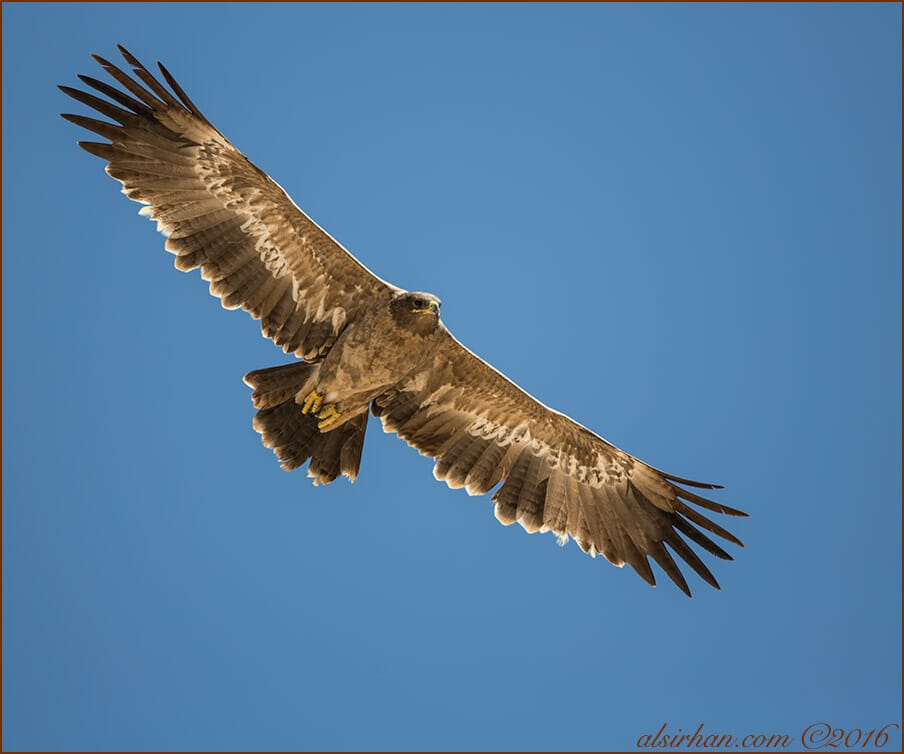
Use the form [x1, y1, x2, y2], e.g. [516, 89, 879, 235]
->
[301, 389, 324, 415]
[317, 403, 342, 430]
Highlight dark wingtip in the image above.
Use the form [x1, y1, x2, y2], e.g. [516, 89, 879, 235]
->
[117, 43, 141, 68]
[650, 545, 693, 597]
[629, 558, 657, 588]
[155, 58, 206, 120]
[663, 472, 724, 490]
[697, 570, 720, 591]
[711, 504, 748, 518]
[675, 486, 749, 518]
[76, 141, 114, 159]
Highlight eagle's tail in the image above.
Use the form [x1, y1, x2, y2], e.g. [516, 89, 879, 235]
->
[243, 362, 367, 485]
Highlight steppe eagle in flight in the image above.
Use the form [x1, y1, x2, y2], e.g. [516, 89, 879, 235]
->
[61, 46, 746, 596]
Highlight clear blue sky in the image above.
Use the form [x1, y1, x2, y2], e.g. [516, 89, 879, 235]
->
[3, 3, 901, 751]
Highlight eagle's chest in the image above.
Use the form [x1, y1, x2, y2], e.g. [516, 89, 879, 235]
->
[319, 307, 438, 400]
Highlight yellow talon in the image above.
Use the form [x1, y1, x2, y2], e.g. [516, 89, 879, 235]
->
[301, 389, 324, 415]
[317, 404, 341, 430]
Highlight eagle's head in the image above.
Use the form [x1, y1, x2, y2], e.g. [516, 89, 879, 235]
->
[391, 291, 442, 334]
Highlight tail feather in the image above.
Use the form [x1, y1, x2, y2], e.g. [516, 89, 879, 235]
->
[245, 362, 367, 485]
[244, 361, 315, 409]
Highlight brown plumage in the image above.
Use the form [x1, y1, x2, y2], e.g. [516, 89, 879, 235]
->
[61, 45, 747, 596]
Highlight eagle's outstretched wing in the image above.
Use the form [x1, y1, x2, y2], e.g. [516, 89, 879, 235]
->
[373, 328, 746, 595]
[60, 45, 397, 360]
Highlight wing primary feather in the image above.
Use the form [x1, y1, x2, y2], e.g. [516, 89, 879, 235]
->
[622, 536, 657, 586]
[671, 516, 733, 560]
[77, 141, 118, 160]
[60, 113, 120, 142]
[116, 45, 182, 109]
[58, 85, 136, 125]
[91, 54, 163, 109]
[648, 543, 692, 597]
[157, 61, 209, 122]
[661, 472, 723, 490]
[76, 74, 153, 116]
[607, 483, 667, 583]
[674, 486, 748, 517]
[665, 534, 720, 589]
[673, 500, 744, 547]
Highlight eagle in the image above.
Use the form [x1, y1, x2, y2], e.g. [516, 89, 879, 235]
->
[61, 46, 747, 596]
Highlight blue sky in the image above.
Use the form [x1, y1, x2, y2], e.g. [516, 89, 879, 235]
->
[3, 3, 901, 751]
